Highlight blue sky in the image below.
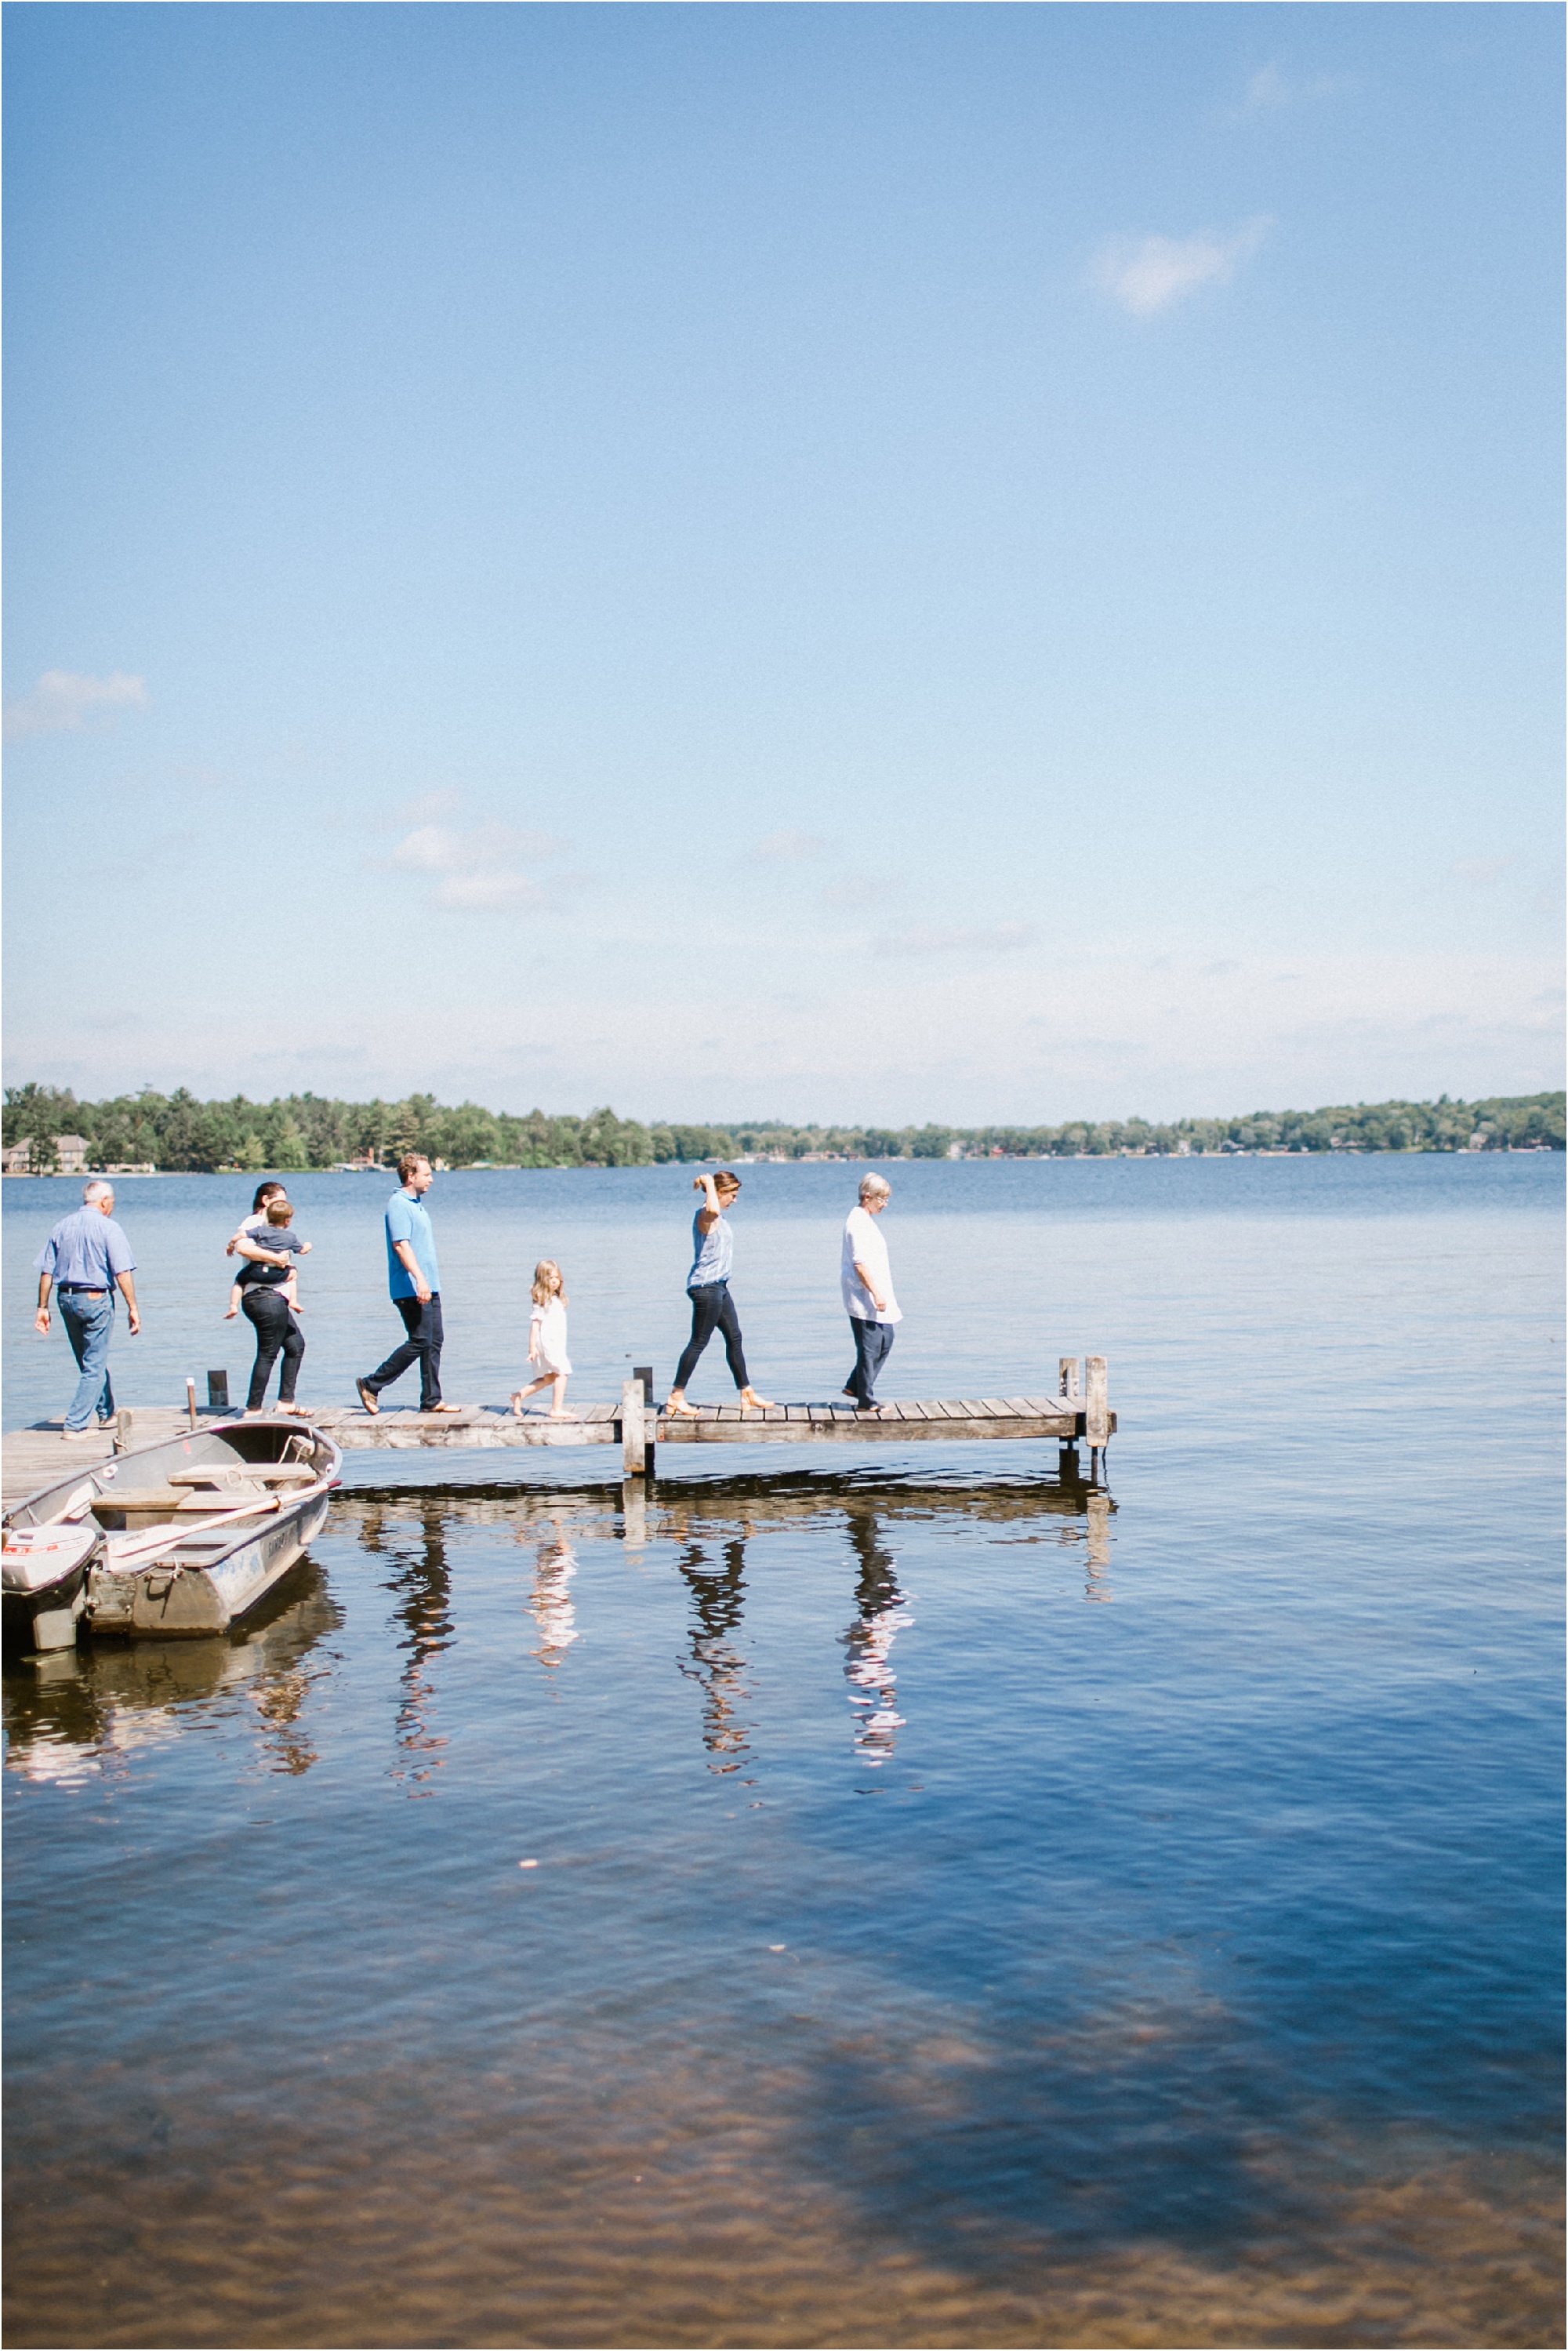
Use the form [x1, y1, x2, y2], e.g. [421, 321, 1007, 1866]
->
[4, 2, 1561, 1124]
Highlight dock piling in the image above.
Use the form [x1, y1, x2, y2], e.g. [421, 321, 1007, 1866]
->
[1086, 1354, 1109, 1473]
[620, 1377, 646, 1476]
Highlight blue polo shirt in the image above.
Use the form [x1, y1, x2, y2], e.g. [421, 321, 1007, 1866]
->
[385, 1188, 440, 1300]
[36, 1205, 136, 1291]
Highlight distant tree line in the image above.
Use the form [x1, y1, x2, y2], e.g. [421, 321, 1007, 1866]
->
[2, 1083, 1562, 1173]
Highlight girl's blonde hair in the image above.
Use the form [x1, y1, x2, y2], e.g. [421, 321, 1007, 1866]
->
[532, 1259, 568, 1307]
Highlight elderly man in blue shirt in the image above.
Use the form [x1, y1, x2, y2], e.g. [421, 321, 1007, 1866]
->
[354, 1153, 463, 1415]
[34, 1179, 143, 1439]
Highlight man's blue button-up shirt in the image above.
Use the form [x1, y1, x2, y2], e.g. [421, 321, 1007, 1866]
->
[35, 1206, 136, 1289]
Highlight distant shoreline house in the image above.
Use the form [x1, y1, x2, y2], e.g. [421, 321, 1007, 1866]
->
[2, 1135, 92, 1176]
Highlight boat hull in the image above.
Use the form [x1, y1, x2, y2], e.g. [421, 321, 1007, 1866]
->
[87, 1488, 332, 1636]
[5, 1419, 341, 1644]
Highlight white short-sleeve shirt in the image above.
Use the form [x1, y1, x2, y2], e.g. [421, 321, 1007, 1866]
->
[841, 1205, 902, 1325]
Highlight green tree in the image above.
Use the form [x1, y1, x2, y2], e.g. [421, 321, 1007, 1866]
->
[273, 1120, 310, 1172]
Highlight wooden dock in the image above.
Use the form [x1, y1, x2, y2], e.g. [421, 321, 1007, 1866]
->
[4, 1360, 1114, 1506]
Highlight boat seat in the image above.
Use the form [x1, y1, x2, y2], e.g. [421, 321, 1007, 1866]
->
[167, 1464, 317, 1488]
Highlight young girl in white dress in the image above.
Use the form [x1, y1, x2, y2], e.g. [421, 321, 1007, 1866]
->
[511, 1260, 573, 1418]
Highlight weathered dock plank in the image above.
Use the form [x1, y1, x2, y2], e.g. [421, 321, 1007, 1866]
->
[5, 1379, 1115, 1506]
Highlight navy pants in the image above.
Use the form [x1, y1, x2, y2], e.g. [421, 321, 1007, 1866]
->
[846, 1316, 895, 1406]
[365, 1293, 445, 1410]
[675, 1282, 750, 1393]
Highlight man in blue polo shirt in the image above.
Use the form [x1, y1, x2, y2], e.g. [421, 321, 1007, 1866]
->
[34, 1180, 143, 1438]
[354, 1154, 463, 1415]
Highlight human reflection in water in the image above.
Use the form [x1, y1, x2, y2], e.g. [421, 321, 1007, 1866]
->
[840, 1507, 912, 1767]
[675, 1534, 752, 1774]
[527, 1517, 579, 1677]
[366, 1503, 454, 1796]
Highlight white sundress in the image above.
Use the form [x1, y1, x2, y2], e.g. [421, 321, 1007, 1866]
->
[531, 1298, 572, 1377]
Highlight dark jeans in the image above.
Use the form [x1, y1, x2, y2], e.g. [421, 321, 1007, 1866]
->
[847, 1316, 895, 1406]
[365, 1293, 444, 1409]
[242, 1288, 305, 1409]
[674, 1282, 750, 1393]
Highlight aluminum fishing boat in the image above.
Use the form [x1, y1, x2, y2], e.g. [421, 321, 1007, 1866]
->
[2, 1419, 341, 1648]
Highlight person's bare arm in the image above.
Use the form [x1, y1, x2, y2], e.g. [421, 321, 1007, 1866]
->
[235, 1239, 290, 1266]
[116, 1271, 141, 1335]
[34, 1273, 52, 1335]
[692, 1172, 722, 1234]
[852, 1259, 888, 1314]
[394, 1239, 431, 1303]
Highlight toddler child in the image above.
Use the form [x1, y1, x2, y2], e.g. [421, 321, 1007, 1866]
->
[511, 1260, 573, 1419]
[226, 1197, 311, 1318]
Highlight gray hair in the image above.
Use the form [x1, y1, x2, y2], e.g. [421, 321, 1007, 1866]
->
[858, 1172, 891, 1202]
[83, 1179, 114, 1205]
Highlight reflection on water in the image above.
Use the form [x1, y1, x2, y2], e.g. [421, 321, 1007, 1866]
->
[841, 1507, 910, 1768]
[675, 1527, 753, 1773]
[4, 1450, 1561, 2351]
[527, 1517, 580, 1673]
[360, 1502, 456, 1794]
[2, 1565, 340, 1788]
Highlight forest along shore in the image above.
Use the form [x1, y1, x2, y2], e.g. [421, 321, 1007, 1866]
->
[3, 1084, 1563, 1176]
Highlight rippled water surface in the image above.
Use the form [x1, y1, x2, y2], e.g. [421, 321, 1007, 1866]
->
[4, 1156, 1563, 2346]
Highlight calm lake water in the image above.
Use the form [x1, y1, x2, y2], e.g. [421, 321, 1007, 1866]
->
[4, 1156, 1563, 2347]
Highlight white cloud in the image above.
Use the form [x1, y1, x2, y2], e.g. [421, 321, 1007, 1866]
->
[875, 923, 1034, 957]
[755, 829, 827, 862]
[381, 815, 567, 915]
[389, 822, 564, 874]
[1092, 216, 1272, 317]
[3, 669, 149, 742]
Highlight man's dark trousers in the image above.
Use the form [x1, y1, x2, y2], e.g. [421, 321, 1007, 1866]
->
[365, 1294, 444, 1409]
[847, 1316, 895, 1407]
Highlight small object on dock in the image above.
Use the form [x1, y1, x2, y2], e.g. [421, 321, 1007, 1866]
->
[207, 1370, 230, 1411]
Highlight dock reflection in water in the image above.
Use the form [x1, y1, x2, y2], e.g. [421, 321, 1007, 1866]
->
[4, 1460, 1560, 2351]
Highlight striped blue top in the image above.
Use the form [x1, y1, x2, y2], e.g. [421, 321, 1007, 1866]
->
[687, 1208, 733, 1290]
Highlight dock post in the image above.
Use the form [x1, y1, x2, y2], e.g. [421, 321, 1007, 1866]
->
[1086, 1355, 1109, 1477]
[634, 1366, 656, 1484]
[185, 1379, 198, 1431]
[621, 1377, 646, 1477]
[1058, 1357, 1081, 1473]
[114, 1408, 132, 1456]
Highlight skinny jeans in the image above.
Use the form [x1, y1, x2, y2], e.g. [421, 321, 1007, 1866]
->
[675, 1282, 750, 1394]
[365, 1293, 445, 1410]
[241, 1288, 305, 1409]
